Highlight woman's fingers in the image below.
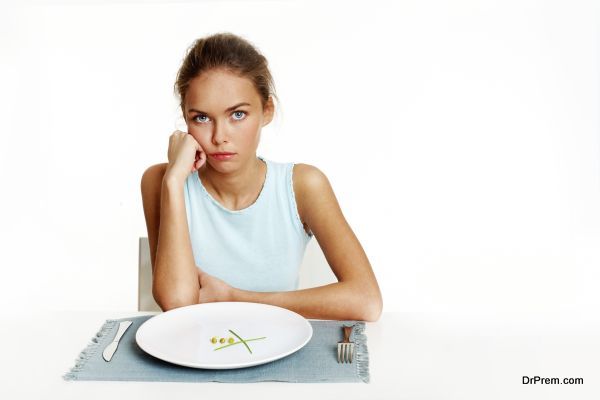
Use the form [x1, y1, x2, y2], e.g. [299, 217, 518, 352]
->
[167, 130, 203, 179]
[185, 134, 206, 171]
[195, 149, 206, 170]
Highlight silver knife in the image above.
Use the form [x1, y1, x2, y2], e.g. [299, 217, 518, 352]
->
[102, 320, 133, 362]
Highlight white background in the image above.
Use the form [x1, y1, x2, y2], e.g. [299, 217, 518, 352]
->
[1, 0, 599, 314]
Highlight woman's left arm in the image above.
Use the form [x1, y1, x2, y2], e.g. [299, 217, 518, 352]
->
[231, 164, 383, 322]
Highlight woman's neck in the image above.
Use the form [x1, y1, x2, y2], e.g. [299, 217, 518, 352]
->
[199, 156, 266, 210]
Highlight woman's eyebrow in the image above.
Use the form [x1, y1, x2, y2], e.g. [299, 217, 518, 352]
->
[188, 102, 251, 114]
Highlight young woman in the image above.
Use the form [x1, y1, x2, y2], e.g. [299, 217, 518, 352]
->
[141, 32, 383, 321]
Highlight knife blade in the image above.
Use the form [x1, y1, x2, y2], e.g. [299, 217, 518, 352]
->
[102, 320, 133, 362]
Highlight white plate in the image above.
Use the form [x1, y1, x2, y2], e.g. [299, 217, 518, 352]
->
[135, 302, 313, 369]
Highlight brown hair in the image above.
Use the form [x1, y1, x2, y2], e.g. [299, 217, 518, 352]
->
[174, 32, 279, 122]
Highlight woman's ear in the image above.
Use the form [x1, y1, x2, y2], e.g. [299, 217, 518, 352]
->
[262, 96, 275, 126]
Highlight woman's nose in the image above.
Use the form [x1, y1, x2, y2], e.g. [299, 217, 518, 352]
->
[211, 120, 230, 144]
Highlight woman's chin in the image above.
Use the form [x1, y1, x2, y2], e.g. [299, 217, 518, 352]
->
[206, 160, 235, 173]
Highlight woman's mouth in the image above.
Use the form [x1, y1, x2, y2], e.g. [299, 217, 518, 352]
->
[210, 153, 236, 161]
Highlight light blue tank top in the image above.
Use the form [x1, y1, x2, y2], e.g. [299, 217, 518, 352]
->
[183, 156, 313, 292]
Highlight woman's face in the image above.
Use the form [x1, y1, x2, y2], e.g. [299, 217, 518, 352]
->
[184, 68, 274, 172]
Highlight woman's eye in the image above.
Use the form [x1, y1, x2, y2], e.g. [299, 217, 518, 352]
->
[232, 111, 246, 120]
[193, 114, 209, 123]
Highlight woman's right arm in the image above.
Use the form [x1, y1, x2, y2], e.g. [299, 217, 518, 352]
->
[141, 131, 207, 310]
[141, 163, 199, 310]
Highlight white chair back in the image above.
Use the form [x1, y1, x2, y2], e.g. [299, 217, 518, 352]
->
[138, 237, 161, 311]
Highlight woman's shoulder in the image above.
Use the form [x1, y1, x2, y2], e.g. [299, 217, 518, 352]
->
[292, 163, 330, 192]
[141, 163, 169, 186]
[143, 162, 169, 175]
[292, 163, 334, 216]
[140, 163, 169, 200]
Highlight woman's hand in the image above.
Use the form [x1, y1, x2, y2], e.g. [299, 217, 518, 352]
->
[165, 130, 207, 182]
[197, 267, 236, 303]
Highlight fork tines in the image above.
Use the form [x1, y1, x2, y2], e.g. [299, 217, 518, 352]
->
[337, 342, 355, 363]
[337, 325, 355, 363]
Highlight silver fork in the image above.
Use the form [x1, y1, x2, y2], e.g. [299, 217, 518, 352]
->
[337, 325, 355, 363]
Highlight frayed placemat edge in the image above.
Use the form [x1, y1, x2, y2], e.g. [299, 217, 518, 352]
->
[353, 322, 370, 383]
[62, 319, 118, 381]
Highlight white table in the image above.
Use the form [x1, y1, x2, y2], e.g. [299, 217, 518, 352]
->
[1, 310, 598, 399]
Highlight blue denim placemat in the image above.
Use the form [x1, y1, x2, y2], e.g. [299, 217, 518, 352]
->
[63, 315, 369, 383]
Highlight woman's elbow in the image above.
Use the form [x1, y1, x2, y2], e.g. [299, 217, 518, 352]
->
[361, 293, 383, 322]
[153, 286, 198, 311]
